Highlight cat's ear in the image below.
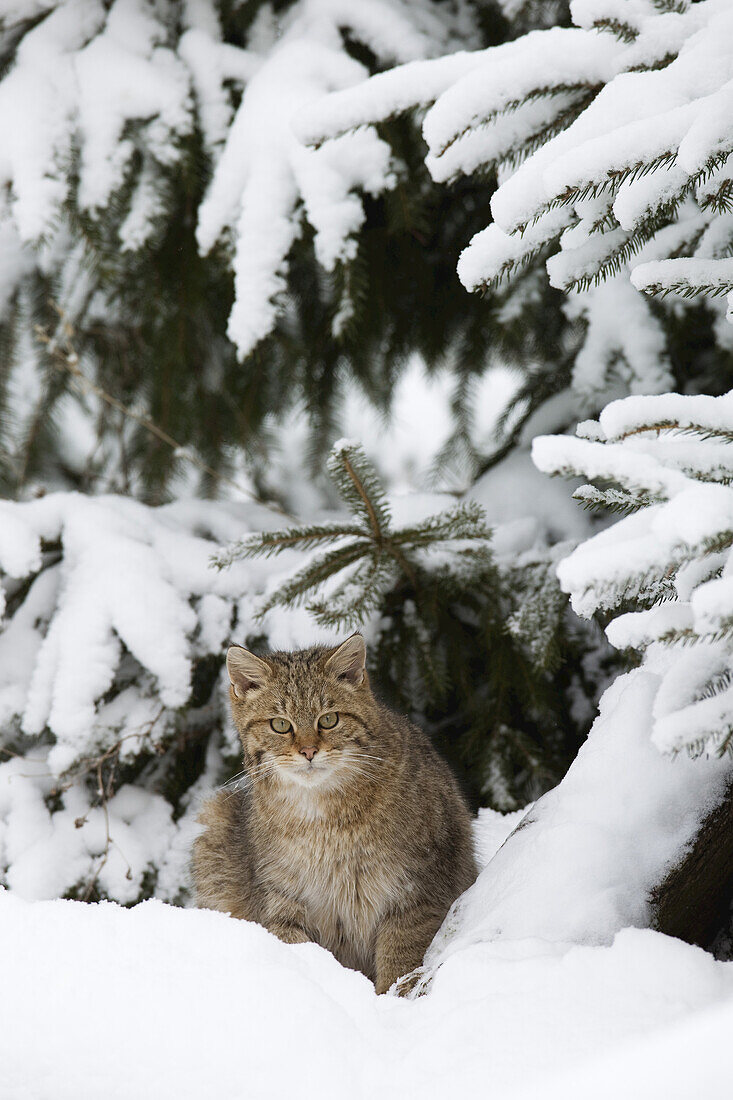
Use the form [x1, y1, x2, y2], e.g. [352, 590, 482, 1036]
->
[226, 646, 270, 698]
[325, 634, 366, 687]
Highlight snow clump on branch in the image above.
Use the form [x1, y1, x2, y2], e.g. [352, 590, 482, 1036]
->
[300, 0, 733, 398]
[0, 0, 473, 357]
[534, 389, 733, 757]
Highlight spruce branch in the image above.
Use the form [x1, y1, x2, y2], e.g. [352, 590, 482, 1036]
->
[307, 558, 401, 630]
[592, 18, 638, 42]
[255, 540, 373, 618]
[614, 421, 733, 445]
[431, 83, 602, 161]
[572, 485, 659, 514]
[217, 439, 493, 629]
[211, 523, 366, 568]
[634, 277, 733, 302]
[327, 440, 392, 540]
[391, 501, 492, 547]
[548, 153, 679, 217]
[496, 93, 599, 176]
[698, 179, 733, 215]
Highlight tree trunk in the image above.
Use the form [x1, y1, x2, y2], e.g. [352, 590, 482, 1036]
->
[650, 779, 733, 950]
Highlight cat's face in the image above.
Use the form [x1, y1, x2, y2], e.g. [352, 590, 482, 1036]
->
[226, 635, 377, 790]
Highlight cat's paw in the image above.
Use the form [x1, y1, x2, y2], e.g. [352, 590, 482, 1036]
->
[388, 966, 431, 999]
[270, 923, 311, 945]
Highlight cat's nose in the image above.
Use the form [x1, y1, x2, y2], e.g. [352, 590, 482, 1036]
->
[299, 745, 319, 762]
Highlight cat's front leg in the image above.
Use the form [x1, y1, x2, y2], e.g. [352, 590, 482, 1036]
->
[374, 905, 445, 994]
[262, 893, 315, 946]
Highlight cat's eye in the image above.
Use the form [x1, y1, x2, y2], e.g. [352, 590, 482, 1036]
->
[270, 717, 292, 734]
[318, 712, 339, 730]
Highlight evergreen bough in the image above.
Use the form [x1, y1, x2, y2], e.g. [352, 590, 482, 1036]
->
[534, 390, 733, 759]
[219, 439, 609, 809]
[303, 0, 733, 433]
[0, 0, 543, 498]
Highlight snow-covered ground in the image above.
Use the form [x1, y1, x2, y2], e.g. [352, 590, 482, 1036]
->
[5, 658, 733, 1099]
[4, 890, 732, 1100]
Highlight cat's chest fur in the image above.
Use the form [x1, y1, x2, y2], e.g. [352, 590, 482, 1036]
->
[260, 802, 412, 976]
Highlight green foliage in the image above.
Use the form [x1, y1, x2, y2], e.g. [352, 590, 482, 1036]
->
[572, 485, 660, 515]
[219, 440, 612, 809]
[216, 440, 495, 629]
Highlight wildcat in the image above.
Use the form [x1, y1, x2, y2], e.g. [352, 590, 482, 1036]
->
[192, 633, 477, 993]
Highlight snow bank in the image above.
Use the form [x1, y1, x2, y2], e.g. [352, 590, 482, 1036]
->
[426, 667, 732, 968]
[2, 889, 732, 1100]
[510, 991, 733, 1100]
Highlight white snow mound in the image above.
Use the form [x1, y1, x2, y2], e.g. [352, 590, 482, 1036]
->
[1, 890, 732, 1100]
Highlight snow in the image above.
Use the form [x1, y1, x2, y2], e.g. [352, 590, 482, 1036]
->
[427, 667, 732, 965]
[533, 434, 689, 498]
[299, 0, 733, 346]
[2, 575, 733, 1080]
[178, 24, 258, 154]
[534, 388, 733, 755]
[2, 9, 733, 1094]
[631, 258, 733, 297]
[0, 0, 475, 363]
[457, 209, 571, 292]
[74, 0, 193, 213]
[3, 845, 733, 1098]
[509, 987, 733, 1100]
[0, 449, 561, 905]
[0, 490, 299, 902]
[295, 50, 489, 147]
[0, 755, 177, 902]
[598, 390, 733, 439]
[194, 0, 466, 358]
[566, 279, 673, 400]
[423, 28, 621, 165]
[469, 449, 591, 551]
[195, 31, 394, 357]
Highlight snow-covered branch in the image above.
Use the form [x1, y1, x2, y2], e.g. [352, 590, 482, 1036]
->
[0, 0, 474, 358]
[300, 0, 733, 400]
[0, 491, 288, 902]
[534, 389, 733, 756]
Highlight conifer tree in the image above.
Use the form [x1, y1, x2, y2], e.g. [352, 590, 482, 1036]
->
[0, 0, 539, 497]
[218, 439, 609, 809]
[4, 0, 733, 917]
[529, 387, 733, 946]
[302, 0, 733, 440]
[534, 389, 733, 759]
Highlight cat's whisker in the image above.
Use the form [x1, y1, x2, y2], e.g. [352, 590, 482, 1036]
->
[345, 753, 384, 768]
[336, 762, 382, 784]
[342, 761, 382, 776]
[246, 766, 283, 783]
[224, 761, 285, 791]
[344, 753, 381, 766]
[245, 762, 277, 776]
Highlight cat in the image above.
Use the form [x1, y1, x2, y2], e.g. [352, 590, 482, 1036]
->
[192, 633, 477, 994]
